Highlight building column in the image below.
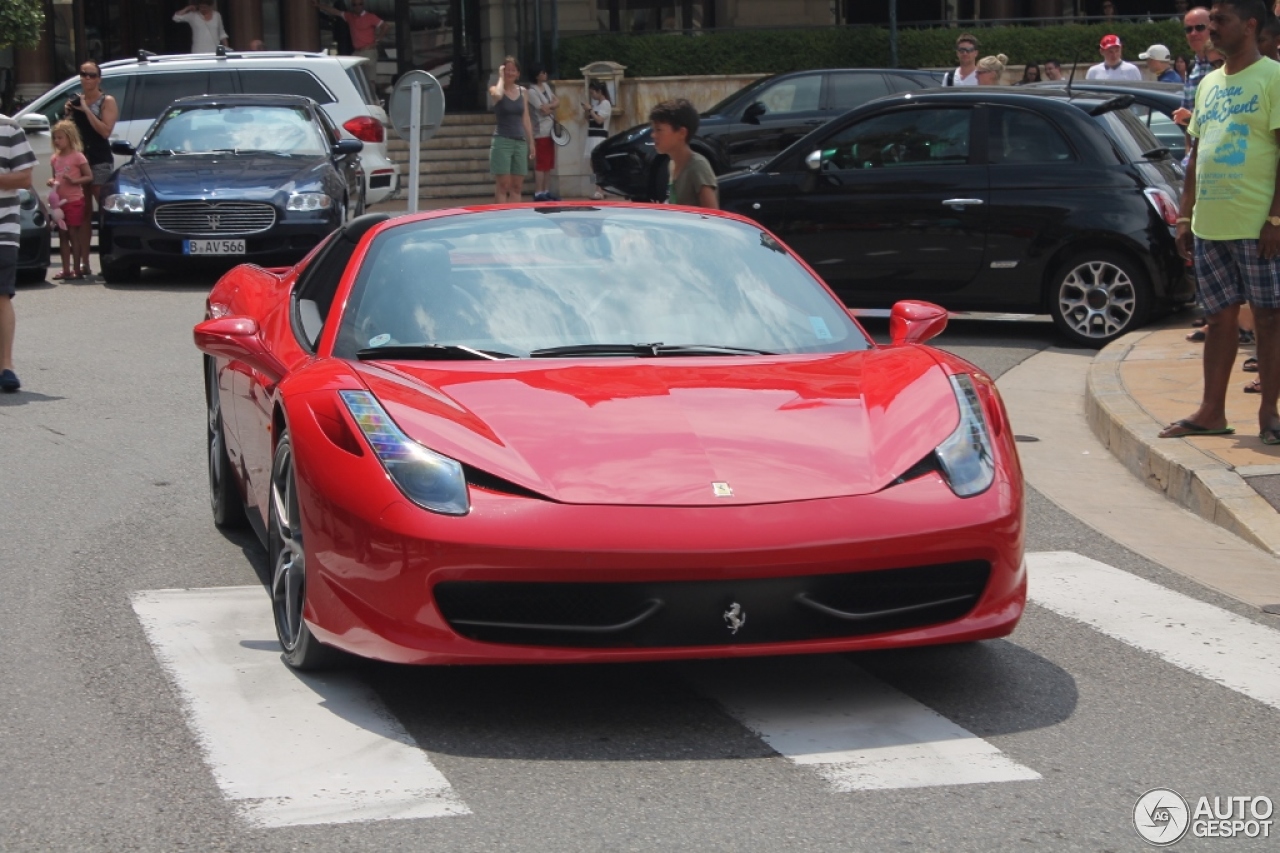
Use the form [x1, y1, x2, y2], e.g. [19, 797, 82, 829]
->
[229, 0, 264, 51]
[15, 34, 55, 105]
[283, 0, 321, 51]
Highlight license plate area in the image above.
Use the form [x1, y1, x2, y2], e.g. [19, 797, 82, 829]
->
[184, 239, 245, 255]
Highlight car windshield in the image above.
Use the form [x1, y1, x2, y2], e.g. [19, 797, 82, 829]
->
[140, 104, 327, 156]
[334, 208, 870, 360]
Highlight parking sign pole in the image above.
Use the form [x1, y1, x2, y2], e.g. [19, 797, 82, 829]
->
[408, 79, 422, 214]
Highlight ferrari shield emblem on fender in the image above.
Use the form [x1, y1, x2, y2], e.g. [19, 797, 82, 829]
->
[712, 482, 733, 497]
[723, 602, 746, 634]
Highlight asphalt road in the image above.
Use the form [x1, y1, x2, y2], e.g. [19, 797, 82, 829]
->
[1, 273, 1276, 852]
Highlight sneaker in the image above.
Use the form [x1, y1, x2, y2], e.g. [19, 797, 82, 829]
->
[533, 191, 550, 202]
[0, 369, 19, 393]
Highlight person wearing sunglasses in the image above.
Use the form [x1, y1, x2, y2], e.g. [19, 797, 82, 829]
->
[62, 61, 117, 276]
[944, 34, 980, 86]
[1173, 6, 1215, 130]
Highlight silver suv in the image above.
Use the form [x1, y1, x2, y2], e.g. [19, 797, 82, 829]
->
[15, 50, 400, 205]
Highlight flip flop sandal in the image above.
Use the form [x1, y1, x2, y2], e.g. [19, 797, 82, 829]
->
[51, 270, 73, 281]
[1186, 329, 1206, 342]
[1245, 378, 1262, 394]
[1243, 357, 1259, 372]
[1262, 427, 1280, 446]
[1158, 419, 1236, 438]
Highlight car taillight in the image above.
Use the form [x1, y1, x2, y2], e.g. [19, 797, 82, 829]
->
[1143, 187, 1180, 226]
[343, 115, 384, 144]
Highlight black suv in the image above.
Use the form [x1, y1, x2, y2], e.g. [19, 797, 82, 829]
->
[591, 68, 942, 201]
[718, 88, 1192, 347]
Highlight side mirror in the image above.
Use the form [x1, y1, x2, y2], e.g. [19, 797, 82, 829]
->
[804, 150, 823, 172]
[193, 316, 288, 383]
[333, 138, 364, 157]
[889, 300, 949, 346]
[18, 114, 50, 133]
[743, 101, 767, 124]
[110, 139, 136, 156]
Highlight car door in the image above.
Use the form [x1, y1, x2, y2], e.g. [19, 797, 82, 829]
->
[766, 104, 988, 304]
[723, 73, 825, 169]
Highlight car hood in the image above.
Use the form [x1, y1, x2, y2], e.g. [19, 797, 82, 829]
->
[122, 155, 331, 202]
[354, 349, 960, 506]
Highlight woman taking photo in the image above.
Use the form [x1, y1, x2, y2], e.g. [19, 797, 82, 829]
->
[487, 56, 535, 204]
[64, 60, 117, 277]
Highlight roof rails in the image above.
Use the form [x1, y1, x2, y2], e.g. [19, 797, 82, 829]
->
[101, 50, 328, 69]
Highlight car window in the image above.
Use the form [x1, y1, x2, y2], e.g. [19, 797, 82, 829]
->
[751, 74, 821, 116]
[334, 208, 868, 359]
[239, 70, 336, 105]
[130, 72, 235, 122]
[142, 104, 327, 156]
[816, 108, 971, 170]
[1130, 104, 1186, 160]
[825, 73, 890, 111]
[344, 65, 381, 107]
[35, 76, 129, 126]
[989, 107, 1075, 165]
[887, 73, 937, 92]
[1093, 108, 1163, 163]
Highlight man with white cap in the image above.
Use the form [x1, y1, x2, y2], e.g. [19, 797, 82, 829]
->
[1141, 44, 1184, 81]
[1087, 34, 1144, 80]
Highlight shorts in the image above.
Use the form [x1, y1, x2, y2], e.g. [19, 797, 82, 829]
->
[0, 244, 16, 298]
[61, 197, 86, 228]
[1194, 237, 1280, 315]
[490, 136, 529, 177]
[91, 162, 113, 185]
[534, 136, 555, 172]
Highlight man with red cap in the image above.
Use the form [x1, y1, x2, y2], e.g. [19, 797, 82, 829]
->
[1087, 34, 1144, 80]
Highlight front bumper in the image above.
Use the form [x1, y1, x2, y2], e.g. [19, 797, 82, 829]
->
[287, 399, 1026, 665]
[101, 214, 337, 270]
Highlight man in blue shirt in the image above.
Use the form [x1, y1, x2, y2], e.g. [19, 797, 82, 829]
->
[1141, 44, 1184, 80]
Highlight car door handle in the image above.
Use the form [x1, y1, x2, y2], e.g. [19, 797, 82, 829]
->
[943, 198, 984, 207]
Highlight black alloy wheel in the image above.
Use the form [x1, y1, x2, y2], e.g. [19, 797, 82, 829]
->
[269, 432, 339, 670]
[1047, 250, 1151, 348]
[206, 358, 246, 529]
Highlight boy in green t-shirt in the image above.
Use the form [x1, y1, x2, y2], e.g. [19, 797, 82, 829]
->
[649, 99, 718, 209]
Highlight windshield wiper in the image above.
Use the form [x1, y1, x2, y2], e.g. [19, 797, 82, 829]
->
[234, 148, 293, 157]
[142, 149, 180, 157]
[528, 342, 774, 358]
[356, 344, 515, 361]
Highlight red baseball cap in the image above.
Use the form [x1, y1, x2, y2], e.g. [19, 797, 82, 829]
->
[1100, 34, 1122, 49]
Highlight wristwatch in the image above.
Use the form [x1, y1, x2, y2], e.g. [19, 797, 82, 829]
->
[1268, 216, 1280, 227]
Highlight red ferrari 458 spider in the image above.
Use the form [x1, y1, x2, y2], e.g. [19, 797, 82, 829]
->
[194, 203, 1026, 670]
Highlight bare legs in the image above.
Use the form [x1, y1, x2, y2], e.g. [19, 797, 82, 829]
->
[1160, 302, 1240, 436]
[493, 173, 523, 204]
[0, 295, 15, 374]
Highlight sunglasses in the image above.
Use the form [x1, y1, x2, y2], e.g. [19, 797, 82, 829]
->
[1211, 59, 1225, 67]
[1185, 24, 1208, 33]
[956, 46, 977, 53]
[79, 71, 100, 78]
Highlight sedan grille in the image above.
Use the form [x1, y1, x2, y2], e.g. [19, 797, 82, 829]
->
[154, 202, 276, 236]
[434, 560, 991, 648]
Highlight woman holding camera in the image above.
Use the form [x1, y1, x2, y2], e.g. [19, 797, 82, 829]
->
[64, 60, 117, 276]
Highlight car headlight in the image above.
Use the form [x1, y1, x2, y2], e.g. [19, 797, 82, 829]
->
[935, 374, 996, 498]
[102, 193, 145, 214]
[339, 390, 470, 516]
[287, 192, 332, 212]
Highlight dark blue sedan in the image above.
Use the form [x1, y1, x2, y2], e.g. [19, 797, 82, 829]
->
[98, 94, 364, 283]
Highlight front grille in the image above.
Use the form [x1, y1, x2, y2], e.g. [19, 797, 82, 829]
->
[154, 202, 276, 236]
[434, 561, 991, 648]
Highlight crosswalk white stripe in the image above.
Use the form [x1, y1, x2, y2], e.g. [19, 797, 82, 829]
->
[131, 587, 470, 828]
[1027, 551, 1280, 712]
[686, 656, 1041, 791]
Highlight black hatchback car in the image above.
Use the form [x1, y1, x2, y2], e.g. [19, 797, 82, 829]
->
[591, 68, 942, 201]
[718, 88, 1193, 347]
[98, 94, 364, 283]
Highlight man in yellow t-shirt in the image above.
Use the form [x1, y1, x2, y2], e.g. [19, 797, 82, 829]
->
[1163, 0, 1280, 445]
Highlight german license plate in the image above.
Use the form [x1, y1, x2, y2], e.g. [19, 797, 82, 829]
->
[184, 239, 245, 255]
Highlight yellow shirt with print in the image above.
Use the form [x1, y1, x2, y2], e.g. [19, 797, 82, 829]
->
[1188, 58, 1280, 241]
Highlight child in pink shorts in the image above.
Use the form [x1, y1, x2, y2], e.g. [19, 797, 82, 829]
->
[48, 120, 93, 280]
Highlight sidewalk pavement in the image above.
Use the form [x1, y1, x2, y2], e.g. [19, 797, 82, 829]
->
[1086, 319, 1280, 564]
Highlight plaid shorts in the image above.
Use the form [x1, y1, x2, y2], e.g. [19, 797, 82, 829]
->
[1194, 238, 1280, 315]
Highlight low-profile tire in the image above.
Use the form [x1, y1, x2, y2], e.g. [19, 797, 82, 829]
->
[100, 257, 140, 285]
[206, 358, 246, 529]
[1047, 250, 1151, 348]
[269, 431, 341, 671]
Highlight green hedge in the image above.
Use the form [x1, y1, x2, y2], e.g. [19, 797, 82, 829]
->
[556, 20, 1188, 78]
